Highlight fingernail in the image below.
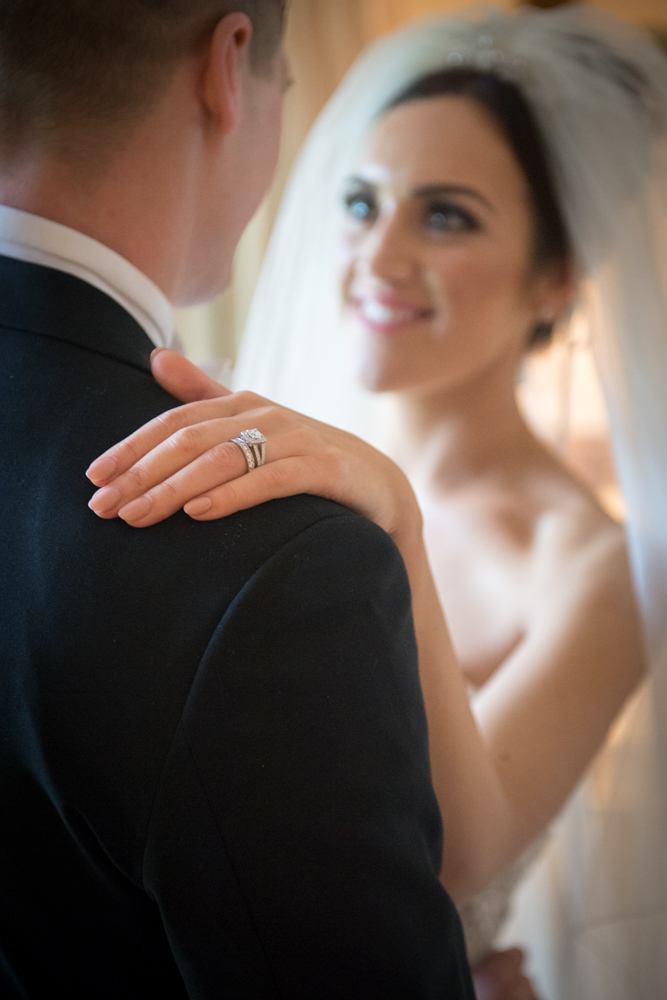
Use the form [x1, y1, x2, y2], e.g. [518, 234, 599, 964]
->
[88, 486, 122, 514]
[184, 497, 212, 517]
[150, 347, 165, 360]
[86, 456, 117, 483]
[119, 496, 153, 522]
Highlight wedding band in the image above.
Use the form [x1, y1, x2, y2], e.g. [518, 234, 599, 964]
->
[230, 429, 267, 473]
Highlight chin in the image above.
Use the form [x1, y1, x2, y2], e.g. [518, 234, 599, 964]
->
[349, 328, 404, 393]
[357, 354, 411, 394]
[355, 337, 431, 395]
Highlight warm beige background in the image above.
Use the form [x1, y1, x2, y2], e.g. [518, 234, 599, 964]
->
[176, 0, 667, 365]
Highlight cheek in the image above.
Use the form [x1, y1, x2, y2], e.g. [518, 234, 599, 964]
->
[438, 240, 531, 348]
[422, 269, 450, 339]
[363, 244, 530, 393]
[338, 230, 364, 306]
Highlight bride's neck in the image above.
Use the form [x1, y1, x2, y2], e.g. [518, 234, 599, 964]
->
[379, 353, 537, 494]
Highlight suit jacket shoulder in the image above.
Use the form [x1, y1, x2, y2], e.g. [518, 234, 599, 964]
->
[0, 257, 474, 999]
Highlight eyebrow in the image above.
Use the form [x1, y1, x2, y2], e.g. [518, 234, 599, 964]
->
[412, 184, 495, 211]
[345, 176, 377, 190]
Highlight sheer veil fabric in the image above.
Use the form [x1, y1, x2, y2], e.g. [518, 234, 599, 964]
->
[235, 6, 667, 997]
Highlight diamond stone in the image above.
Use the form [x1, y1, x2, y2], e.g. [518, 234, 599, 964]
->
[242, 428, 266, 445]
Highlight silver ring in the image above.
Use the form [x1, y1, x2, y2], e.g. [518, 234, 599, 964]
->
[230, 428, 267, 473]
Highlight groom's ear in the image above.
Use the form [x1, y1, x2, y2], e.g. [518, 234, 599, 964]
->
[202, 13, 254, 137]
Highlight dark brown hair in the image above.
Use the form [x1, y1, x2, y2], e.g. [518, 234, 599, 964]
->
[0, 0, 285, 166]
[389, 68, 572, 347]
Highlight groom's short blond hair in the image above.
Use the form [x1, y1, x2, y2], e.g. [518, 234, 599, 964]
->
[0, 0, 285, 167]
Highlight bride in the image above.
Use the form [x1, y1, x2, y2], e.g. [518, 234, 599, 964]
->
[86, 6, 667, 998]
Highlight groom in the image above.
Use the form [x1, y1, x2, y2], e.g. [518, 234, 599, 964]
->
[0, 3, 475, 997]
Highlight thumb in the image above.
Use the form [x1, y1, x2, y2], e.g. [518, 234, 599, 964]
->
[151, 348, 231, 402]
[473, 948, 526, 993]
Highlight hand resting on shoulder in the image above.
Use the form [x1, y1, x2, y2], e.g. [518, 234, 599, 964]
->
[88, 347, 422, 554]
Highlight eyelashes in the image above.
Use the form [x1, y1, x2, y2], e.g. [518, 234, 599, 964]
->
[425, 202, 478, 233]
[342, 188, 480, 235]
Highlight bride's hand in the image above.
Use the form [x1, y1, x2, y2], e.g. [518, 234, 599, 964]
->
[86, 349, 421, 546]
[472, 949, 540, 1000]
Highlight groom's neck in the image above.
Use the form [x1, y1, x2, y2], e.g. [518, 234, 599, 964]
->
[0, 161, 184, 301]
[0, 59, 235, 307]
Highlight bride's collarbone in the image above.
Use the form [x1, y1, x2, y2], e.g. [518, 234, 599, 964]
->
[420, 476, 618, 686]
[423, 516, 531, 687]
[422, 459, 616, 576]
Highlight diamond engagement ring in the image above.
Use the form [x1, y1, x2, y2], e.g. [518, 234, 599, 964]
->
[230, 428, 267, 473]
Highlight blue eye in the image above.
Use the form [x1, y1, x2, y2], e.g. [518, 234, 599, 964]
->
[343, 188, 378, 223]
[427, 203, 477, 233]
[351, 200, 371, 220]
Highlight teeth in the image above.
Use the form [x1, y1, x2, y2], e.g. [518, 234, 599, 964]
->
[361, 300, 420, 324]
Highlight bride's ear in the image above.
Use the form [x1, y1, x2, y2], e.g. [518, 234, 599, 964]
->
[151, 349, 230, 403]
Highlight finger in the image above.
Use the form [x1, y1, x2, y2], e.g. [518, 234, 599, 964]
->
[111, 419, 316, 526]
[472, 950, 524, 998]
[116, 440, 250, 526]
[514, 977, 540, 1000]
[151, 348, 230, 403]
[89, 411, 278, 519]
[183, 457, 331, 520]
[477, 949, 524, 982]
[86, 391, 270, 486]
[472, 950, 539, 1000]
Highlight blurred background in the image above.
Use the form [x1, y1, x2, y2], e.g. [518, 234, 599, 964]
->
[176, 0, 667, 366]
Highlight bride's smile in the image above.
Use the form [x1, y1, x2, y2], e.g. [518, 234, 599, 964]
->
[352, 293, 435, 332]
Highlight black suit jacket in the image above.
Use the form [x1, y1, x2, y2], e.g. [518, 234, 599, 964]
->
[0, 255, 474, 998]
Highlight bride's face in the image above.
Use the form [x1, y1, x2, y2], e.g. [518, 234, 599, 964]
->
[340, 95, 563, 395]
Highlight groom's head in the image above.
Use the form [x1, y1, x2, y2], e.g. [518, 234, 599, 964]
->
[0, 0, 288, 302]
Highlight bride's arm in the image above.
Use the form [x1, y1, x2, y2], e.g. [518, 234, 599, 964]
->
[395, 526, 512, 899]
[86, 350, 643, 901]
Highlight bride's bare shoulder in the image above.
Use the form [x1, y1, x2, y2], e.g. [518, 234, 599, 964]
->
[525, 454, 630, 600]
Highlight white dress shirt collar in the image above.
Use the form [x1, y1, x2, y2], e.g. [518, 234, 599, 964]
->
[0, 204, 182, 352]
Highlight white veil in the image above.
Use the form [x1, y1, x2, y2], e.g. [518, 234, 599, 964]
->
[235, 6, 667, 998]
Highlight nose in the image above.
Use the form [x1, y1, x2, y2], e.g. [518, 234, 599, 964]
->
[357, 209, 419, 285]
